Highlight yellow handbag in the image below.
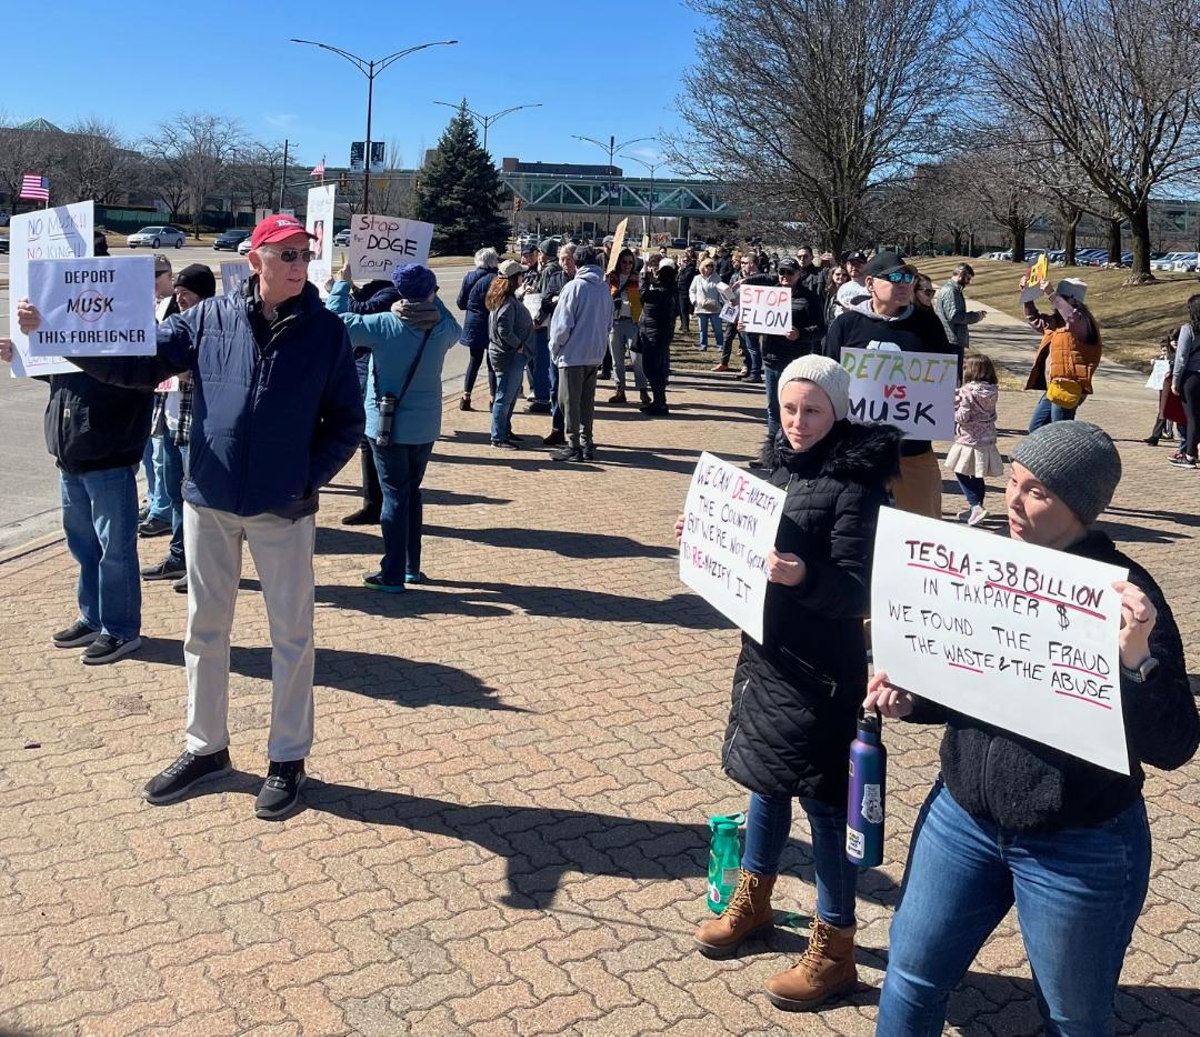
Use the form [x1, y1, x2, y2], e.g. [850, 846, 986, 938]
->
[1046, 377, 1083, 409]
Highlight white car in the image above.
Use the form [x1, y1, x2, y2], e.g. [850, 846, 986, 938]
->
[1151, 252, 1185, 271]
[128, 226, 186, 249]
[237, 236, 254, 255]
[1172, 252, 1199, 273]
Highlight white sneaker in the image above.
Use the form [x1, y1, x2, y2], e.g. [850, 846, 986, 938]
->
[955, 508, 972, 522]
[967, 506, 988, 527]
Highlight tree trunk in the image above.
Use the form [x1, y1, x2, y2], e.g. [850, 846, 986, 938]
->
[1063, 214, 1080, 266]
[1128, 201, 1153, 281]
[1106, 215, 1122, 266]
[1010, 222, 1026, 262]
[952, 229, 963, 254]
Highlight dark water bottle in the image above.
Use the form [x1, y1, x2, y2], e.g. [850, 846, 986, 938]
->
[375, 392, 397, 447]
[846, 711, 886, 867]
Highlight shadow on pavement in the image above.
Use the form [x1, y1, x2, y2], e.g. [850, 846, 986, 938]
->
[421, 525, 675, 560]
[137, 639, 522, 712]
[423, 488, 513, 507]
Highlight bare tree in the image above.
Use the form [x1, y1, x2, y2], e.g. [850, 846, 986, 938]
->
[973, 0, 1200, 281]
[957, 135, 1044, 262]
[667, 0, 968, 256]
[55, 118, 137, 204]
[0, 113, 53, 214]
[227, 141, 288, 217]
[142, 113, 245, 237]
[372, 140, 417, 218]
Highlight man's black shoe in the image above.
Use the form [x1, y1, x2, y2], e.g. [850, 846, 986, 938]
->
[491, 439, 519, 450]
[525, 400, 551, 414]
[81, 634, 142, 665]
[172, 575, 188, 594]
[255, 760, 306, 820]
[551, 446, 584, 462]
[138, 517, 171, 538]
[341, 507, 380, 526]
[542, 429, 566, 446]
[52, 619, 99, 648]
[582, 444, 596, 461]
[143, 748, 232, 804]
[142, 557, 186, 581]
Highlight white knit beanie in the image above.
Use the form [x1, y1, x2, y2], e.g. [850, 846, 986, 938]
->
[778, 354, 851, 421]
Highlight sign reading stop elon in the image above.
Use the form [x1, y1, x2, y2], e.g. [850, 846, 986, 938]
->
[739, 283, 793, 336]
[27, 256, 157, 357]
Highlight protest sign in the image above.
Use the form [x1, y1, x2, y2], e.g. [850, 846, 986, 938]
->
[839, 347, 957, 440]
[739, 282, 792, 336]
[606, 218, 630, 274]
[220, 260, 250, 297]
[348, 214, 433, 278]
[522, 291, 543, 323]
[1146, 358, 1170, 391]
[1019, 253, 1049, 303]
[678, 452, 787, 643]
[871, 507, 1129, 773]
[8, 201, 93, 377]
[306, 184, 336, 287]
[27, 256, 156, 357]
[719, 301, 740, 324]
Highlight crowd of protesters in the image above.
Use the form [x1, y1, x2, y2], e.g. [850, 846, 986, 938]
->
[2, 216, 1197, 1032]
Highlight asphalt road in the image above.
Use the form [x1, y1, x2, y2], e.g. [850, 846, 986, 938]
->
[0, 245, 474, 552]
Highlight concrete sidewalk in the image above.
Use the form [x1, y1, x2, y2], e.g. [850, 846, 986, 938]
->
[0, 338, 1197, 1036]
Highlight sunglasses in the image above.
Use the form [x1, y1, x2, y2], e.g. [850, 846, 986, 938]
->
[883, 271, 916, 284]
[264, 247, 316, 263]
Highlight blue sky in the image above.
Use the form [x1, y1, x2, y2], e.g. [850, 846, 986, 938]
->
[2, 0, 704, 176]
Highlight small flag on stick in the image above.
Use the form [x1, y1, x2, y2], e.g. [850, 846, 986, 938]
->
[19, 174, 49, 201]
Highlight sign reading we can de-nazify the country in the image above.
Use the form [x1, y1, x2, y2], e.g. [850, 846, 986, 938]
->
[27, 256, 157, 357]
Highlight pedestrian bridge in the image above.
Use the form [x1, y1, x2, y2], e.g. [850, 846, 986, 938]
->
[501, 172, 736, 219]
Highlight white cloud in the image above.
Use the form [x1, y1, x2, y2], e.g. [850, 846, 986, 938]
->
[265, 112, 299, 130]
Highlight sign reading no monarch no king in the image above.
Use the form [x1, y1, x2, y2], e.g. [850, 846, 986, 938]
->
[840, 346, 957, 441]
[871, 508, 1130, 774]
[348, 215, 434, 278]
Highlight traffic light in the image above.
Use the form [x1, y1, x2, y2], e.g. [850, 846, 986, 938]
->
[515, 198, 523, 212]
[338, 172, 349, 193]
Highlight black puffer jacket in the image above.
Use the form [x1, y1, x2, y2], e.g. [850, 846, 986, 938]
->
[760, 281, 826, 369]
[910, 529, 1199, 832]
[722, 421, 901, 803]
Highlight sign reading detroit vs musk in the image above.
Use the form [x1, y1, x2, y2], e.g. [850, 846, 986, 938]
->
[27, 256, 156, 357]
[840, 347, 957, 441]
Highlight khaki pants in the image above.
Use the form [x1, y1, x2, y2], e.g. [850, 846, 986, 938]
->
[183, 502, 316, 762]
[890, 450, 943, 519]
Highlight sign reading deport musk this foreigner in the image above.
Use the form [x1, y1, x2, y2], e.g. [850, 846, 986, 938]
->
[348, 215, 434, 278]
[27, 256, 156, 357]
[679, 452, 786, 644]
[871, 507, 1130, 774]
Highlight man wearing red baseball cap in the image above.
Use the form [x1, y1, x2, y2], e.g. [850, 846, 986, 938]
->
[13, 212, 364, 820]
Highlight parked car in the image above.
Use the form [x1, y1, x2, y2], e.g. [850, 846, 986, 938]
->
[1151, 252, 1186, 271]
[212, 229, 250, 251]
[1172, 252, 1199, 272]
[671, 237, 688, 248]
[333, 228, 351, 246]
[237, 236, 254, 255]
[0, 236, 8, 254]
[128, 225, 186, 249]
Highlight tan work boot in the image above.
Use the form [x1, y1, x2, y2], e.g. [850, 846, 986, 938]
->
[765, 917, 857, 1011]
[693, 870, 776, 959]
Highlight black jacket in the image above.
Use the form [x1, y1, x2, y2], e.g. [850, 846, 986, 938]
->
[676, 260, 698, 311]
[722, 422, 902, 803]
[534, 260, 567, 326]
[638, 268, 677, 350]
[761, 282, 826, 369]
[909, 530, 1199, 832]
[42, 372, 153, 474]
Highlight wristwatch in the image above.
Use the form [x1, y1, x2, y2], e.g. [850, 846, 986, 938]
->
[1120, 656, 1159, 683]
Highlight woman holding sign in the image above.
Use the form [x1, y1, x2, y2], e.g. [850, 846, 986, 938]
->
[868, 421, 1199, 1036]
[1022, 277, 1102, 430]
[678, 355, 900, 1012]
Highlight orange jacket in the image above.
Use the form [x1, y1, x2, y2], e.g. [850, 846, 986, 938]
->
[1025, 327, 1102, 395]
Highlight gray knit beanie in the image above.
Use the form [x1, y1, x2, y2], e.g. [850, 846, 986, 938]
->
[1011, 421, 1121, 525]
[778, 354, 851, 421]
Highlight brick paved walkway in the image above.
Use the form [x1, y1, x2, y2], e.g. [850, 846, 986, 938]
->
[1, 327, 1197, 1036]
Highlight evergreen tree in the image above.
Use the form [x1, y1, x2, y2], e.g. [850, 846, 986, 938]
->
[415, 101, 509, 255]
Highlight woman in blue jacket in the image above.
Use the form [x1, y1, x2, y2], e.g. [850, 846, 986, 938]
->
[328, 263, 462, 592]
[456, 248, 499, 412]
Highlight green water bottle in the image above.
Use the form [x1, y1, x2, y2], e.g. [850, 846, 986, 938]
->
[706, 813, 745, 914]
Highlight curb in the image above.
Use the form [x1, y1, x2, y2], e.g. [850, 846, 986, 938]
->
[0, 528, 65, 567]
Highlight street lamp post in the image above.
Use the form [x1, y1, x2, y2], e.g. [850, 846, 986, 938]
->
[626, 156, 662, 242]
[571, 133, 652, 234]
[432, 101, 542, 154]
[291, 37, 457, 214]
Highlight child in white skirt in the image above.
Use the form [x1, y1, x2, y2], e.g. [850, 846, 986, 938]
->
[946, 353, 1003, 526]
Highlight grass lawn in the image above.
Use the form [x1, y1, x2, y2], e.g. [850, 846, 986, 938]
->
[915, 256, 1199, 372]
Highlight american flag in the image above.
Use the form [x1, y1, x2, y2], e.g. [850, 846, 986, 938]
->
[311, 158, 325, 180]
[20, 174, 50, 201]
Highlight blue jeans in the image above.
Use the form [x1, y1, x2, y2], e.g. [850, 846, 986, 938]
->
[370, 441, 435, 583]
[1028, 392, 1081, 431]
[491, 354, 529, 443]
[877, 782, 1150, 1037]
[763, 364, 782, 438]
[697, 313, 721, 350]
[548, 359, 564, 431]
[741, 791, 858, 928]
[955, 474, 985, 509]
[143, 438, 170, 522]
[743, 333, 762, 378]
[463, 347, 497, 399]
[530, 328, 552, 402]
[60, 465, 141, 640]
[153, 435, 187, 563]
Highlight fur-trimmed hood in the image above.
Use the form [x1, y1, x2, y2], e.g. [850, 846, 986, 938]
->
[769, 420, 902, 485]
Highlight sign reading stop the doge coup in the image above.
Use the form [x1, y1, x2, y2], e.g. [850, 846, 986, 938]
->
[348, 215, 433, 278]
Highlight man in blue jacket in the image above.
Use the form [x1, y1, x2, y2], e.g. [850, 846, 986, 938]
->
[15, 214, 365, 820]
